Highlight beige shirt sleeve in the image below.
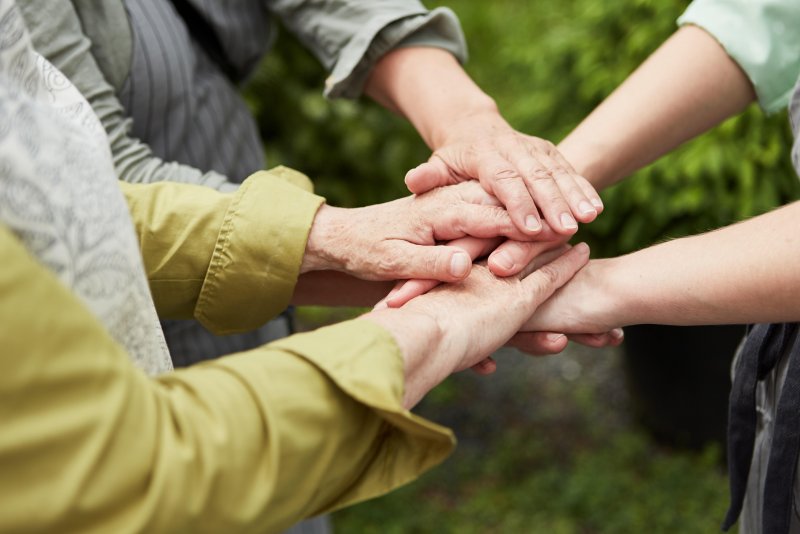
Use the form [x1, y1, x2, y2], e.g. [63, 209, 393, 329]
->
[122, 166, 323, 334]
[0, 222, 454, 533]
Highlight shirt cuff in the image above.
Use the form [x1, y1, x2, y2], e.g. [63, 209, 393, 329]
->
[678, 0, 800, 114]
[324, 7, 467, 99]
[268, 318, 456, 510]
[195, 166, 324, 334]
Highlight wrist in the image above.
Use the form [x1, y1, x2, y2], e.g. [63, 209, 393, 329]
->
[429, 100, 505, 150]
[362, 307, 450, 408]
[588, 256, 636, 329]
[301, 204, 347, 273]
[557, 136, 615, 190]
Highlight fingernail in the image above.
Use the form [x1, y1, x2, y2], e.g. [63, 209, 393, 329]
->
[591, 197, 604, 209]
[578, 200, 596, 216]
[560, 212, 578, 230]
[611, 328, 624, 340]
[373, 299, 388, 311]
[546, 333, 565, 343]
[450, 252, 470, 278]
[525, 215, 541, 232]
[492, 251, 514, 271]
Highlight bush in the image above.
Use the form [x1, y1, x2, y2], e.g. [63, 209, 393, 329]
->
[244, 0, 799, 257]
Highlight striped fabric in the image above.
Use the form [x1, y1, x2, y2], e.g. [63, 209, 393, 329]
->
[120, 0, 266, 183]
[118, 0, 292, 365]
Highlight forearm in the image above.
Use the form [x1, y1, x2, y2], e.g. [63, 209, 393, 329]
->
[529, 201, 800, 332]
[558, 25, 756, 189]
[0, 235, 453, 531]
[365, 46, 500, 150]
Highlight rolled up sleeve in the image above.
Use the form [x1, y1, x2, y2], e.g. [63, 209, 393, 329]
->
[266, 1, 467, 99]
[122, 165, 324, 334]
[678, 0, 800, 113]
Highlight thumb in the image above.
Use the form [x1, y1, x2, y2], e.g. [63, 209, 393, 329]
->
[405, 156, 459, 194]
[392, 242, 473, 282]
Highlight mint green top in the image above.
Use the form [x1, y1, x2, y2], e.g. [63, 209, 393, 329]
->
[679, 0, 800, 113]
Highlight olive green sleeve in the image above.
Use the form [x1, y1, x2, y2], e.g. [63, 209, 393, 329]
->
[0, 224, 454, 533]
[121, 166, 324, 334]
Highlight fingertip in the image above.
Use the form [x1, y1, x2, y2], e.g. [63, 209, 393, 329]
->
[449, 250, 471, 279]
[574, 202, 598, 224]
[557, 212, 579, 233]
[488, 250, 515, 276]
[610, 327, 625, 344]
[472, 358, 497, 375]
[573, 242, 590, 256]
[524, 214, 543, 234]
[404, 165, 425, 193]
[543, 332, 568, 353]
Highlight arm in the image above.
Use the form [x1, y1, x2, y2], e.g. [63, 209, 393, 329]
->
[557, 24, 755, 189]
[523, 200, 800, 334]
[559, 0, 800, 189]
[1, 216, 590, 531]
[0, 224, 453, 533]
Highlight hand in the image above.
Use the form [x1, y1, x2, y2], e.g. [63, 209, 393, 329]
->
[376, 236, 565, 309]
[404, 111, 604, 236]
[520, 258, 622, 335]
[363, 243, 591, 408]
[301, 181, 535, 282]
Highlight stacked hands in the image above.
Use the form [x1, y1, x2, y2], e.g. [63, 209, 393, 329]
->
[297, 126, 623, 407]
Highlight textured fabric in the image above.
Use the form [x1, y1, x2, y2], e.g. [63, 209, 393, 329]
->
[724, 324, 800, 532]
[0, 1, 171, 376]
[678, 0, 800, 113]
[19, 0, 240, 192]
[121, 0, 266, 182]
[121, 169, 324, 332]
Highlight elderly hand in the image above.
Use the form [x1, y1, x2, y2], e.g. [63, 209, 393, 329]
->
[404, 111, 604, 236]
[300, 181, 536, 282]
[363, 243, 591, 408]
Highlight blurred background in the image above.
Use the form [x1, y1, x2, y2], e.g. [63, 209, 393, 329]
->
[241, 0, 799, 531]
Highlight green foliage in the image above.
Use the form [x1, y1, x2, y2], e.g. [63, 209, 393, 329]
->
[333, 377, 729, 534]
[244, 0, 799, 257]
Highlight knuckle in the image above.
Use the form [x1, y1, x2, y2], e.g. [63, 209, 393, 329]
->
[528, 168, 555, 183]
[493, 167, 520, 182]
[376, 254, 402, 276]
[534, 263, 561, 289]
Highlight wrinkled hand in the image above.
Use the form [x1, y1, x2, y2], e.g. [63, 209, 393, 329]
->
[404, 112, 603, 236]
[364, 243, 591, 407]
[300, 181, 536, 282]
